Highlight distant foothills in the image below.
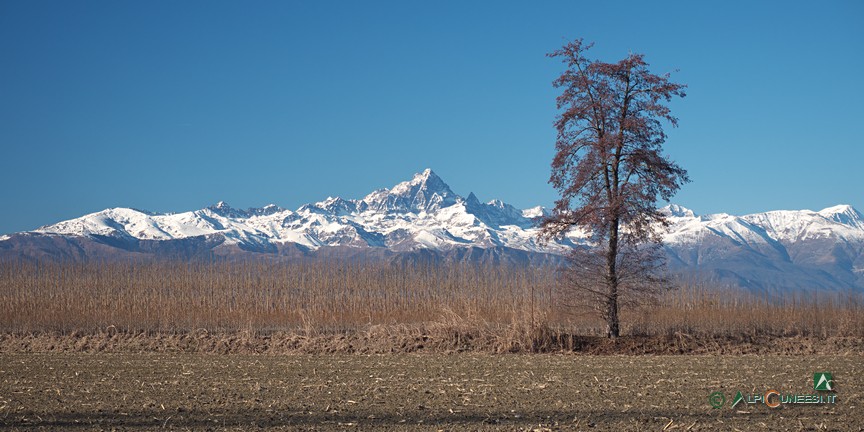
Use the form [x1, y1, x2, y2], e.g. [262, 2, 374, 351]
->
[1, 169, 862, 293]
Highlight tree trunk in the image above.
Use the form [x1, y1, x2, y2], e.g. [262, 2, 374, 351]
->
[606, 286, 620, 338]
[605, 217, 621, 339]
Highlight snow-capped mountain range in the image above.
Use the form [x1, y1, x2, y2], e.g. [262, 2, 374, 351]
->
[22, 169, 569, 253]
[1, 169, 862, 291]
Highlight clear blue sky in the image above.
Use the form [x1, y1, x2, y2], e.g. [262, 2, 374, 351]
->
[1, 1, 862, 234]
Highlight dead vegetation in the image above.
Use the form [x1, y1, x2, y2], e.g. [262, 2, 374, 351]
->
[0, 260, 862, 354]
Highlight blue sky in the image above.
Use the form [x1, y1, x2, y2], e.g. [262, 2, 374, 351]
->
[1, 1, 862, 234]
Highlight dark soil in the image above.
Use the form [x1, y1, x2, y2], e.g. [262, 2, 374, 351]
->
[1, 353, 861, 431]
[1, 331, 863, 355]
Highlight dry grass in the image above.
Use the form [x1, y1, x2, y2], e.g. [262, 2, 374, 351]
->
[0, 260, 861, 353]
[631, 285, 864, 338]
[0, 260, 558, 334]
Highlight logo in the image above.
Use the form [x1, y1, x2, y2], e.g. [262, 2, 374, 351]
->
[731, 391, 744, 408]
[814, 372, 833, 391]
[708, 391, 725, 409]
[764, 389, 781, 409]
[713, 372, 837, 410]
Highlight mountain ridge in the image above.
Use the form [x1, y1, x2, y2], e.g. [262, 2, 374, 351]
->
[2, 169, 862, 292]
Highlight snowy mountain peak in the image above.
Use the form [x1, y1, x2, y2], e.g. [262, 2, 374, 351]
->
[819, 204, 862, 228]
[317, 196, 345, 207]
[361, 169, 458, 213]
[414, 168, 436, 182]
[522, 206, 550, 219]
[5, 169, 864, 292]
[398, 169, 451, 194]
[312, 196, 358, 216]
[207, 201, 248, 218]
[662, 204, 696, 218]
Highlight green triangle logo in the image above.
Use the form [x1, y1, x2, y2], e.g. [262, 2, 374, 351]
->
[814, 372, 833, 391]
[731, 391, 744, 408]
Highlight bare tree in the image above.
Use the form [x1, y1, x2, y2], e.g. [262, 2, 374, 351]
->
[541, 39, 689, 338]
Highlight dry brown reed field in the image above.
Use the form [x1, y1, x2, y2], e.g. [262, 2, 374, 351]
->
[1, 260, 862, 353]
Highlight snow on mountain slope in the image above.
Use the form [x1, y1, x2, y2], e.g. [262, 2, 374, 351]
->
[522, 206, 550, 219]
[31, 169, 572, 253]
[819, 204, 864, 230]
[12, 169, 864, 291]
[662, 204, 696, 218]
[360, 169, 458, 214]
[661, 205, 864, 246]
[663, 209, 782, 248]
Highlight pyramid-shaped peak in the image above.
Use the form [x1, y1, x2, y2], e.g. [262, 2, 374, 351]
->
[408, 168, 445, 186]
[362, 169, 459, 213]
[390, 169, 452, 195]
[466, 192, 481, 205]
[415, 168, 437, 180]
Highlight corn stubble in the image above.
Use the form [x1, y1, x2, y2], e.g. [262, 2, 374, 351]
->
[1, 261, 861, 353]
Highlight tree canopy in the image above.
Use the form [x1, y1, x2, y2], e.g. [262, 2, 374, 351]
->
[541, 39, 689, 338]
